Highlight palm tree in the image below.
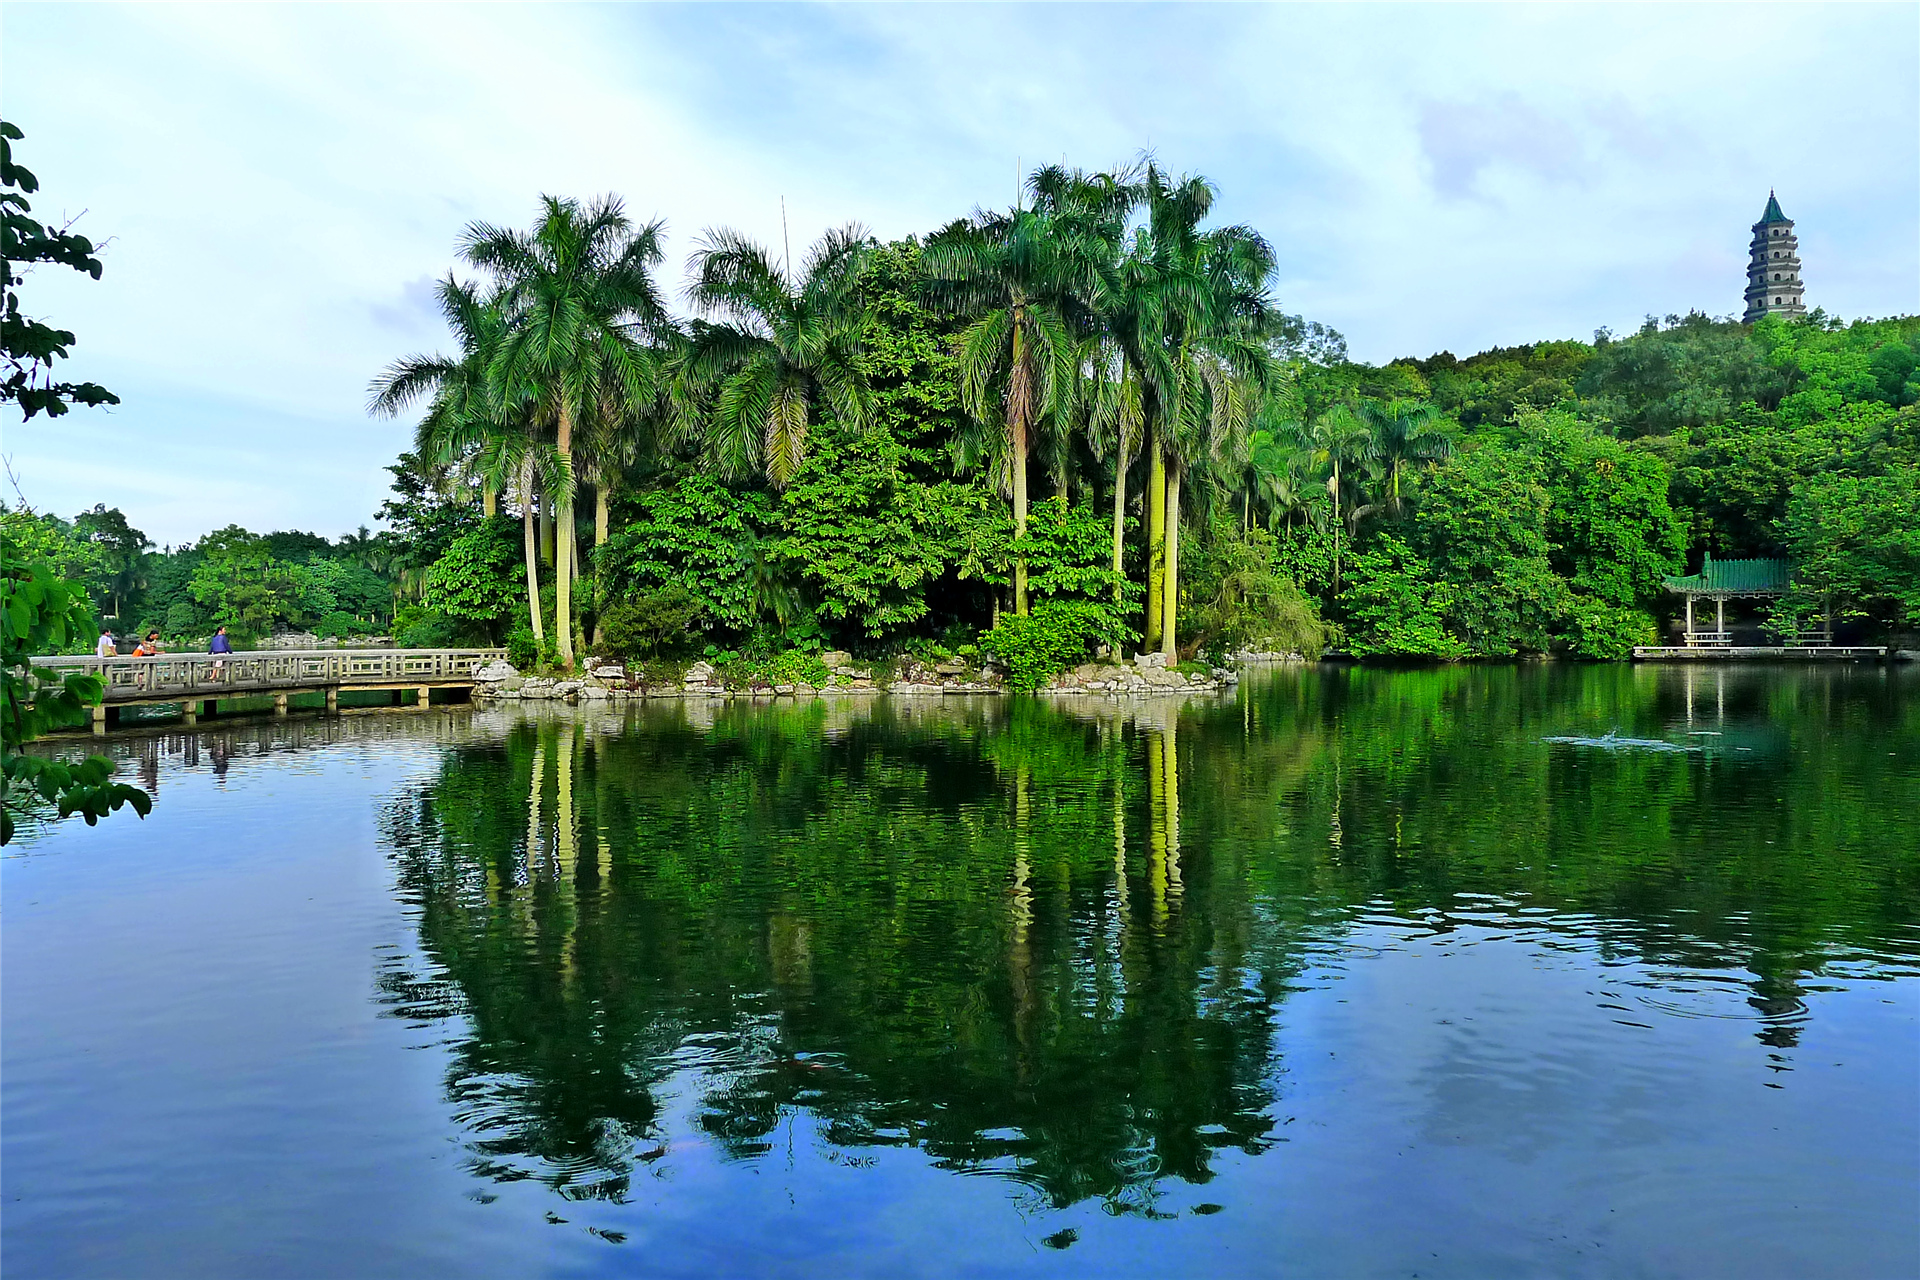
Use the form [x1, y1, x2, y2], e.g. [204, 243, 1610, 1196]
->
[1108, 163, 1275, 656]
[369, 277, 554, 649]
[464, 196, 672, 669]
[1295, 403, 1374, 590]
[1361, 398, 1452, 517]
[681, 224, 870, 488]
[924, 194, 1104, 615]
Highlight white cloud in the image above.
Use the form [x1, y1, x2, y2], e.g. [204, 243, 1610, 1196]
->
[3, 2, 1914, 545]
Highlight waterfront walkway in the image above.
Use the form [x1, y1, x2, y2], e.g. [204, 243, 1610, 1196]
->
[1631, 645, 1889, 661]
[34, 648, 506, 730]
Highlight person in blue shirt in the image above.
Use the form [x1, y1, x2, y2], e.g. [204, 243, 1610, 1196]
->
[209, 625, 233, 680]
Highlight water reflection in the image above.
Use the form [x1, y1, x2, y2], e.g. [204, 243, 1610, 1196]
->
[369, 664, 1917, 1212]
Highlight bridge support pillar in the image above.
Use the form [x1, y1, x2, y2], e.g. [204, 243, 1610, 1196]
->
[417, 685, 431, 709]
[325, 688, 339, 714]
[183, 700, 198, 725]
[273, 692, 289, 717]
[92, 703, 107, 736]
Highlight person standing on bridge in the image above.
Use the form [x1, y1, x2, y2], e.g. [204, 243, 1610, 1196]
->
[209, 626, 232, 681]
[96, 626, 117, 658]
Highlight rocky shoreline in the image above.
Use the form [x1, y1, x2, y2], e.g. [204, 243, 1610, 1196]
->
[473, 648, 1261, 703]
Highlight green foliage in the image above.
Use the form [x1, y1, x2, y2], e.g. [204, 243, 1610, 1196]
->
[597, 585, 706, 660]
[599, 475, 773, 633]
[1578, 312, 1787, 437]
[391, 604, 470, 649]
[1180, 520, 1329, 657]
[1, 535, 150, 844]
[1343, 536, 1467, 660]
[711, 648, 833, 690]
[1560, 597, 1658, 660]
[980, 600, 1115, 691]
[2, 121, 121, 420]
[773, 421, 1007, 639]
[1017, 497, 1137, 655]
[505, 626, 540, 672]
[1396, 339, 1592, 428]
[1408, 446, 1568, 655]
[163, 601, 201, 639]
[316, 610, 360, 640]
[1782, 469, 1920, 631]
[422, 516, 523, 626]
[377, 452, 482, 584]
[188, 526, 304, 635]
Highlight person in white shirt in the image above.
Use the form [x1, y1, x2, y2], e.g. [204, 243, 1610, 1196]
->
[96, 626, 118, 658]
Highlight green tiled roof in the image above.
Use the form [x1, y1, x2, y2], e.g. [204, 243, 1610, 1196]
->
[1664, 555, 1792, 594]
[1760, 192, 1788, 224]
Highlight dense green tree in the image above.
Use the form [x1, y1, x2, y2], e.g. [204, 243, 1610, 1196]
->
[422, 516, 526, 636]
[70, 505, 151, 620]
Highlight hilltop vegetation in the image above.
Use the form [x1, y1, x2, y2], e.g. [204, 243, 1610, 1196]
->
[11, 148, 1918, 672]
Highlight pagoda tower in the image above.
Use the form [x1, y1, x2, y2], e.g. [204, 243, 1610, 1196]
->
[1743, 192, 1805, 323]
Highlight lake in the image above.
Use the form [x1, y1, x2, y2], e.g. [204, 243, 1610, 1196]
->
[4, 663, 1916, 1278]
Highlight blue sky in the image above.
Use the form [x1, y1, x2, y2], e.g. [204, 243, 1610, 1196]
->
[5, 2, 1916, 546]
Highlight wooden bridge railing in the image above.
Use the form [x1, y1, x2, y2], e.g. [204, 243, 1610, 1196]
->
[31, 648, 507, 703]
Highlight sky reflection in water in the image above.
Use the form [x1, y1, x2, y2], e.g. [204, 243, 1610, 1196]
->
[4, 663, 1917, 1278]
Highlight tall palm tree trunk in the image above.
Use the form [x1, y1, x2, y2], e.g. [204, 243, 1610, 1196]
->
[483, 485, 497, 519]
[538, 499, 554, 567]
[590, 484, 611, 650]
[1010, 323, 1030, 617]
[1145, 430, 1165, 651]
[555, 405, 577, 669]
[1330, 458, 1343, 594]
[520, 462, 544, 648]
[1109, 444, 1128, 607]
[1160, 463, 1181, 659]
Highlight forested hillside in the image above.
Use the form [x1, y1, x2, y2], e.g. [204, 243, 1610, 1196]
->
[11, 162, 1916, 675]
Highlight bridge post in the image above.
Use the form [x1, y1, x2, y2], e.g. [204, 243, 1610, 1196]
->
[183, 700, 198, 725]
[92, 703, 107, 736]
[273, 692, 289, 717]
[325, 687, 339, 714]
[417, 685, 431, 709]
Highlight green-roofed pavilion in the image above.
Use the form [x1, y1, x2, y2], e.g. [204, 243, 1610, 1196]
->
[1663, 553, 1827, 646]
[1760, 191, 1788, 224]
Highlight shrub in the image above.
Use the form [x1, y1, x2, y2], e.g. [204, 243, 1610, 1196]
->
[317, 609, 359, 640]
[1182, 520, 1330, 657]
[391, 605, 465, 649]
[979, 600, 1112, 691]
[1562, 598, 1657, 660]
[505, 626, 539, 672]
[597, 585, 707, 660]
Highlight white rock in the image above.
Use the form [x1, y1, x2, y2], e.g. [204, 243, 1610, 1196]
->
[475, 659, 520, 682]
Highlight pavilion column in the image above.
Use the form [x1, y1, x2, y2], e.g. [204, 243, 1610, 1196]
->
[1716, 597, 1725, 642]
[1685, 595, 1694, 644]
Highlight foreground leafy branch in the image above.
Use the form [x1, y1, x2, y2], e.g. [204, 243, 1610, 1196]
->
[2, 535, 151, 844]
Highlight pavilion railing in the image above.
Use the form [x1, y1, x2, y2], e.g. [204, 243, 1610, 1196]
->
[30, 648, 507, 702]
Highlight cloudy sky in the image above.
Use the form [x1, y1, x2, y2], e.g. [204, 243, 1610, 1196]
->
[5, 2, 1915, 546]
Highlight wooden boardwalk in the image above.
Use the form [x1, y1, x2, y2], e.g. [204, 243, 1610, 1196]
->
[1631, 645, 1888, 661]
[34, 648, 506, 731]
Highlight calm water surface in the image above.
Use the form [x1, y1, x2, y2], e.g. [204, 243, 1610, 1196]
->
[5, 664, 1917, 1278]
